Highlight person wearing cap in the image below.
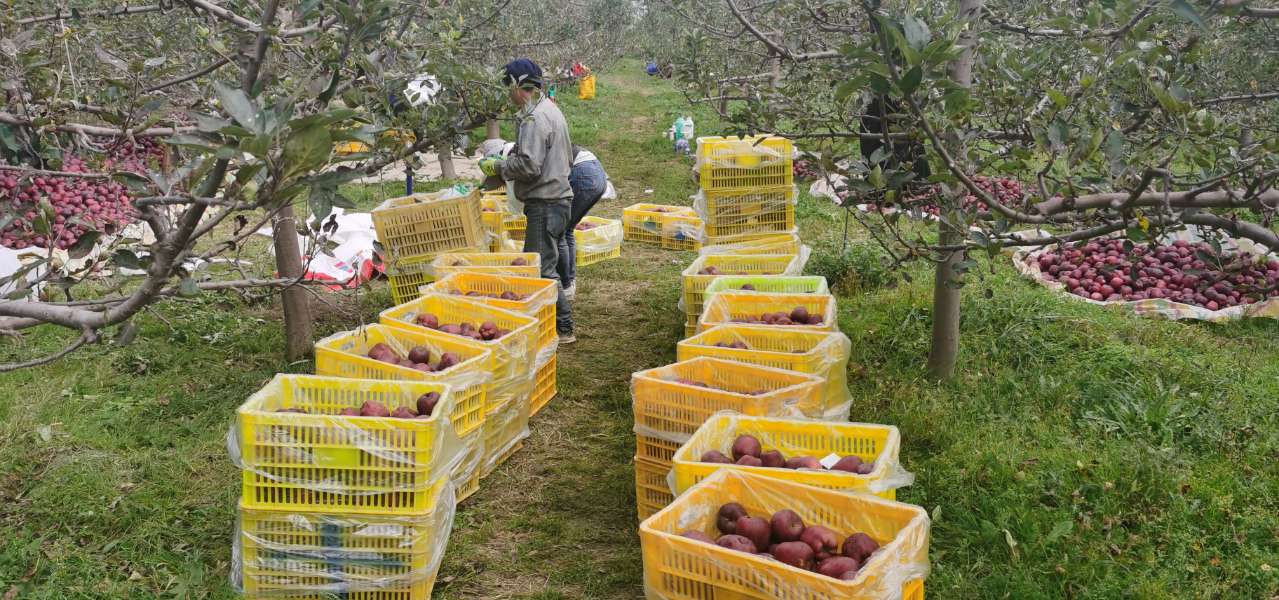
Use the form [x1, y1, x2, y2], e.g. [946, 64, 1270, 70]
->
[479, 58, 576, 344]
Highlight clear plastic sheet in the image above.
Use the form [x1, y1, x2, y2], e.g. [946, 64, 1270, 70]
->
[692, 185, 799, 240]
[677, 324, 852, 421]
[698, 291, 838, 334]
[231, 481, 456, 595]
[666, 411, 914, 498]
[227, 375, 471, 513]
[424, 271, 560, 356]
[575, 216, 624, 254]
[640, 470, 930, 600]
[694, 135, 790, 171]
[631, 357, 828, 454]
[1013, 231, 1279, 323]
[428, 252, 541, 278]
[697, 230, 802, 255]
[703, 275, 830, 303]
[481, 380, 533, 475]
[677, 253, 806, 315]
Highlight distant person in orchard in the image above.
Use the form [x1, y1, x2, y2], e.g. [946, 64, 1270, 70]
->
[479, 58, 576, 344]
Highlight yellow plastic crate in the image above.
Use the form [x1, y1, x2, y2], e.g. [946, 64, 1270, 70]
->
[481, 195, 507, 239]
[424, 272, 558, 353]
[701, 231, 803, 256]
[636, 456, 674, 522]
[696, 135, 795, 191]
[703, 275, 830, 304]
[235, 375, 465, 516]
[530, 352, 557, 417]
[379, 294, 537, 391]
[678, 325, 851, 419]
[699, 291, 838, 333]
[696, 186, 797, 239]
[622, 203, 704, 250]
[453, 429, 483, 504]
[238, 488, 452, 600]
[314, 325, 493, 438]
[481, 389, 531, 477]
[631, 357, 825, 467]
[671, 414, 908, 500]
[641, 470, 930, 600]
[372, 188, 485, 260]
[681, 254, 803, 327]
[576, 215, 623, 266]
[430, 252, 541, 279]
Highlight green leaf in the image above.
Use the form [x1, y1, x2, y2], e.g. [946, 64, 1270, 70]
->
[112, 249, 144, 270]
[903, 16, 931, 50]
[282, 124, 333, 180]
[1169, 0, 1205, 29]
[1047, 119, 1069, 150]
[1047, 89, 1068, 110]
[213, 82, 260, 133]
[869, 74, 892, 95]
[1104, 130, 1127, 166]
[239, 134, 272, 158]
[898, 66, 923, 96]
[166, 133, 217, 150]
[1148, 82, 1191, 114]
[943, 87, 970, 116]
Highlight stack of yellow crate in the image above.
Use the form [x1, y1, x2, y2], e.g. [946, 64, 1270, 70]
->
[693, 135, 797, 244]
[373, 186, 488, 304]
[231, 374, 475, 599]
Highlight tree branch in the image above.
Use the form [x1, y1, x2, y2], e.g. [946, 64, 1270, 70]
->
[0, 328, 97, 373]
[0, 112, 194, 137]
[17, 4, 165, 26]
[145, 57, 233, 92]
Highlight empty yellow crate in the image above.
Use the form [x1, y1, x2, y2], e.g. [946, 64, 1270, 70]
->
[379, 294, 537, 390]
[696, 135, 794, 191]
[481, 195, 507, 240]
[671, 414, 907, 500]
[641, 470, 929, 600]
[635, 456, 674, 522]
[699, 291, 838, 333]
[530, 352, 558, 417]
[430, 252, 541, 279]
[678, 324, 851, 419]
[372, 188, 485, 260]
[631, 357, 824, 466]
[681, 254, 802, 326]
[424, 272, 558, 353]
[314, 325, 493, 438]
[623, 203, 704, 250]
[576, 215, 623, 266]
[696, 186, 797, 239]
[235, 375, 463, 516]
[238, 490, 452, 600]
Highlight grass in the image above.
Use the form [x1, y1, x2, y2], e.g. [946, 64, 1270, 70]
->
[2, 59, 1279, 599]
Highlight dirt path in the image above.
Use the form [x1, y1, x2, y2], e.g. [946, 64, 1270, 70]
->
[433, 66, 701, 599]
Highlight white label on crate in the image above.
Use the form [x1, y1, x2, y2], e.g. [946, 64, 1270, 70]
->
[819, 453, 841, 470]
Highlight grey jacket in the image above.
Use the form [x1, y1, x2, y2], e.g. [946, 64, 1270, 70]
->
[500, 95, 574, 201]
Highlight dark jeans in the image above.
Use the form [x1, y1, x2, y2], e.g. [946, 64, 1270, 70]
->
[523, 198, 573, 334]
[558, 159, 608, 287]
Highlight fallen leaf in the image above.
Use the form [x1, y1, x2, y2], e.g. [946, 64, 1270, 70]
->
[129, 570, 143, 581]
[5, 585, 20, 600]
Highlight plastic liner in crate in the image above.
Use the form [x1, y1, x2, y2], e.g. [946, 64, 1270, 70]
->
[429, 252, 541, 279]
[372, 186, 485, 260]
[703, 275, 829, 303]
[313, 325, 495, 439]
[530, 348, 558, 417]
[379, 293, 537, 393]
[424, 272, 559, 354]
[631, 356, 825, 468]
[669, 412, 914, 500]
[623, 203, 705, 250]
[678, 324, 851, 421]
[679, 253, 804, 327]
[639, 470, 929, 600]
[699, 230, 804, 257]
[576, 215, 623, 266]
[694, 185, 797, 240]
[695, 135, 795, 192]
[230, 375, 470, 516]
[232, 481, 455, 600]
[698, 291, 837, 334]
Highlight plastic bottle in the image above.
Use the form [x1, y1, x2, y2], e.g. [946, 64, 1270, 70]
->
[673, 116, 685, 142]
[682, 116, 695, 141]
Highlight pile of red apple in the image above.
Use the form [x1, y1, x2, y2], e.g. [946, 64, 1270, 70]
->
[1035, 238, 1279, 310]
[728, 306, 825, 326]
[447, 257, 528, 267]
[276, 391, 442, 420]
[412, 312, 510, 341]
[1, 137, 165, 250]
[575, 221, 599, 231]
[679, 502, 881, 580]
[858, 175, 1022, 217]
[448, 289, 529, 301]
[366, 341, 464, 373]
[700, 434, 876, 474]
[793, 159, 819, 181]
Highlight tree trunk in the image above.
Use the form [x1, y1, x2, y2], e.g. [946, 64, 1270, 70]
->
[271, 204, 314, 360]
[485, 119, 501, 139]
[438, 146, 456, 180]
[769, 32, 783, 89]
[926, 0, 982, 380]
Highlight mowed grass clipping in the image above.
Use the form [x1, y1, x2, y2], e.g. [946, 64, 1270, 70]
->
[0, 60, 1276, 599]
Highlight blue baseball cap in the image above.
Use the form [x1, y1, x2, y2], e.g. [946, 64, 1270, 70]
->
[502, 58, 543, 89]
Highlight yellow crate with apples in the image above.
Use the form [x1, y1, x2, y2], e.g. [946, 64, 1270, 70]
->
[423, 272, 558, 353]
[698, 291, 837, 334]
[575, 215, 623, 266]
[681, 253, 803, 329]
